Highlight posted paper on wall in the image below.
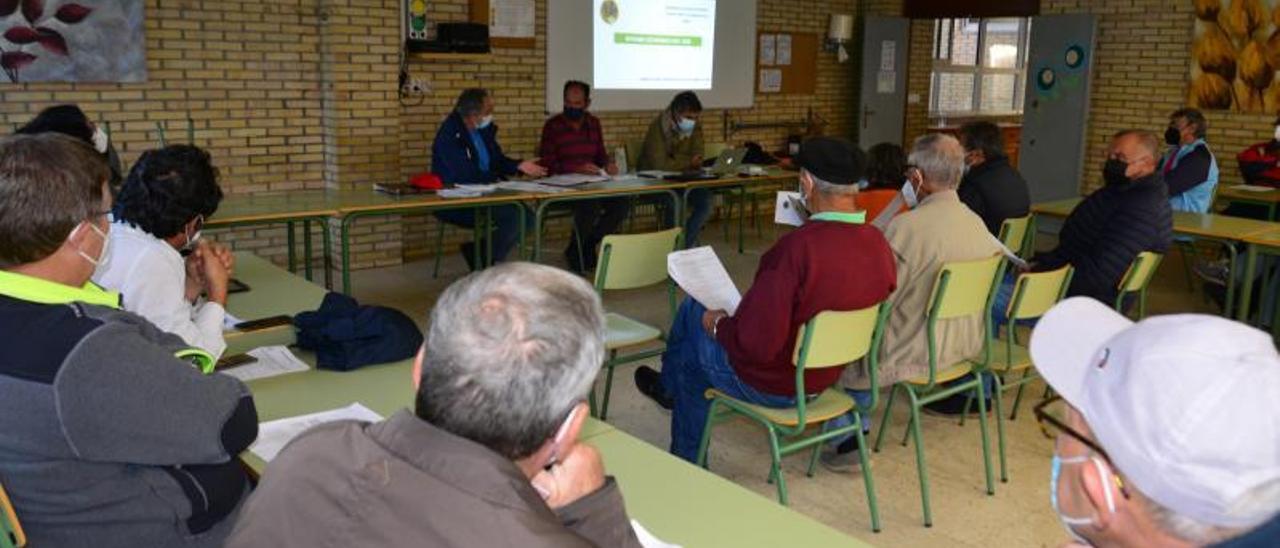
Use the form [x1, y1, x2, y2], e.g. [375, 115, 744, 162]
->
[667, 247, 741, 315]
[776, 34, 792, 65]
[249, 403, 384, 463]
[491, 0, 535, 38]
[759, 34, 776, 65]
[759, 68, 782, 93]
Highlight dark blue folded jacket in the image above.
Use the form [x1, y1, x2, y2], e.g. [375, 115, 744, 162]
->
[295, 292, 424, 371]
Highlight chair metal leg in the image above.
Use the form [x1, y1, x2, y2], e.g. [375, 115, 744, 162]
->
[599, 351, 618, 420]
[974, 376, 996, 495]
[432, 219, 446, 278]
[905, 388, 933, 527]
[1009, 369, 1032, 421]
[874, 385, 897, 452]
[588, 386, 598, 418]
[767, 426, 789, 505]
[695, 399, 720, 469]
[854, 425, 883, 533]
[806, 421, 826, 477]
[989, 375, 1009, 483]
[899, 411, 913, 447]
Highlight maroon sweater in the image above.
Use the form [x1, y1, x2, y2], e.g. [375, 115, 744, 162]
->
[714, 220, 897, 396]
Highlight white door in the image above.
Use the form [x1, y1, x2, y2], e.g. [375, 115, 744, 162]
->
[858, 16, 910, 149]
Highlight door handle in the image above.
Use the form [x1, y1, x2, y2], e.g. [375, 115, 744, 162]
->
[862, 106, 876, 129]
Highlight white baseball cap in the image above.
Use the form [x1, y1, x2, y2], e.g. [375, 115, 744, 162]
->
[1030, 297, 1280, 528]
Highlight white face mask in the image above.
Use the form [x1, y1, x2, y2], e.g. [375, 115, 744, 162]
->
[71, 220, 111, 272]
[476, 115, 493, 130]
[1050, 454, 1116, 546]
[901, 178, 920, 208]
[183, 216, 205, 252]
[92, 127, 109, 154]
[1272, 125, 1280, 142]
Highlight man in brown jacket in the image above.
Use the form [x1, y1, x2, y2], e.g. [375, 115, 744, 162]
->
[228, 263, 641, 547]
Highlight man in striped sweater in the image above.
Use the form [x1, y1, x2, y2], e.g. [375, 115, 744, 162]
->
[1032, 130, 1173, 307]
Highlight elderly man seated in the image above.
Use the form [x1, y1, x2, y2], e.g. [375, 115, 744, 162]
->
[824, 134, 1004, 468]
[1029, 297, 1280, 547]
[633, 137, 898, 463]
[229, 263, 642, 547]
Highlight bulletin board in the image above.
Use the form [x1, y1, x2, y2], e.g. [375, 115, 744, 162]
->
[755, 31, 817, 94]
[469, 0, 537, 49]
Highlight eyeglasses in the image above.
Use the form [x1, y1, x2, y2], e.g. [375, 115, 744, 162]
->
[1034, 396, 1131, 499]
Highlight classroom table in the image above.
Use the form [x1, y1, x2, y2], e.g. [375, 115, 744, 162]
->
[1031, 197, 1280, 317]
[227, 252, 867, 547]
[207, 190, 340, 287]
[1217, 185, 1280, 221]
[1234, 228, 1280, 335]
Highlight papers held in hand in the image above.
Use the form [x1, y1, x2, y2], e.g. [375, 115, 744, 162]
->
[774, 191, 809, 227]
[667, 246, 742, 315]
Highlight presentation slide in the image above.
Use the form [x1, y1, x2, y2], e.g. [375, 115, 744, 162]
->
[592, 0, 717, 90]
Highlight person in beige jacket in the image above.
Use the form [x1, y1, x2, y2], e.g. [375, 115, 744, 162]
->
[228, 263, 641, 547]
[841, 134, 1001, 404]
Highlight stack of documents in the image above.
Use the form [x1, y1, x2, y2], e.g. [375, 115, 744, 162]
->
[496, 181, 571, 193]
[437, 184, 497, 198]
[532, 173, 610, 187]
[1230, 184, 1277, 192]
[219, 345, 310, 382]
[667, 247, 742, 315]
[249, 403, 384, 463]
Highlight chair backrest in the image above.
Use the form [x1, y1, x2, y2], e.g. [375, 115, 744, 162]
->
[928, 254, 1006, 320]
[0, 482, 25, 548]
[792, 303, 886, 370]
[997, 215, 1032, 257]
[595, 228, 682, 291]
[1006, 265, 1074, 321]
[1117, 251, 1162, 294]
[625, 138, 644, 172]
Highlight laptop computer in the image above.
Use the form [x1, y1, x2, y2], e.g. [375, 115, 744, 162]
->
[661, 148, 749, 181]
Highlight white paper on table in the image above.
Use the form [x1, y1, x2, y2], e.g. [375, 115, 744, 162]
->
[438, 184, 498, 198]
[219, 345, 311, 382]
[667, 247, 742, 315]
[222, 311, 244, 331]
[533, 173, 610, 187]
[249, 403, 383, 463]
[638, 170, 680, 179]
[774, 191, 808, 227]
[496, 181, 571, 194]
[1230, 184, 1276, 192]
[631, 520, 682, 548]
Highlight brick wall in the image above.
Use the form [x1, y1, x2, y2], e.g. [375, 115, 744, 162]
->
[884, 0, 1269, 195]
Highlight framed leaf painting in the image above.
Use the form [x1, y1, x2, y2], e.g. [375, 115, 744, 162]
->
[0, 0, 146, 83]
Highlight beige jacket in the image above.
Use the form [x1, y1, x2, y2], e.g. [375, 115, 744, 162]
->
[842, 190, 1001, 389]
[228, 411, 641, 548]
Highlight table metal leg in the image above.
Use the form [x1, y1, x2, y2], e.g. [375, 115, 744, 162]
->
[340, 215, 355, 295]
[736, 185, 746, 253]
[286, 220, 297, 273]
[321, 217, 333, 290]
[303, 219, 314, 281]
[1237, 243, 1258, 323]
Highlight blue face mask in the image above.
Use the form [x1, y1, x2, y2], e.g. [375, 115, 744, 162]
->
[677, 117, 696, 134]
[476, 115, 493, 130]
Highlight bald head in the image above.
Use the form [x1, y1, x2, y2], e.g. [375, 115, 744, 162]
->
[1109, 130, 1159, 181]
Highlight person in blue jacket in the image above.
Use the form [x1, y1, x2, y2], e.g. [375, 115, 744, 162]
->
[1159, 108, 1218, 213]
[432, 88, 546, 270]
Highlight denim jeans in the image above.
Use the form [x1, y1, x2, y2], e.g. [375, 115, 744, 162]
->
[434, 204, 532, 264]
[825, 389, 874, 448]
[660, 298, 794, 462]
[654, 188, 713, 248]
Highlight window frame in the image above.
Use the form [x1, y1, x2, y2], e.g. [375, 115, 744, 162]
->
[930, 17, 1031, 118]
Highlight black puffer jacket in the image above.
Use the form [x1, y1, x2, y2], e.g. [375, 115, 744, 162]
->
[958, 155, 1031, 236]
[1034, 173, 1173, 305]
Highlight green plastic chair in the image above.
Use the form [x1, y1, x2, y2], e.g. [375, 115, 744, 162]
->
[997, 215, 1033, 257]
[591, 227, 682, 419]
[960, 264, 1073, 484]
[1116, 251, 1163, 319]
[0, 482, 25, 548]
[873, 254, 1005, 528]
[696, 301, 892, 533]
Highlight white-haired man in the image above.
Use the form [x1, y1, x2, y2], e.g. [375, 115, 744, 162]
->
[229, 263, 641, 547]
[1030, 297, 1280, 547]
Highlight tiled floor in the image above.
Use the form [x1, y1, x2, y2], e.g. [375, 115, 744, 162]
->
[348, 218, 1222, 547]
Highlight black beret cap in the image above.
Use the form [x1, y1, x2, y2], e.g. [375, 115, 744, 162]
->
[796, 137, 864, 185]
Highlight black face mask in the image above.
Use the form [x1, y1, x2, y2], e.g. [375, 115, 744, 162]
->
[564, 107, 585, 120]
[1164, 126, 1181, 146]
[1103, 158, 1130, 186]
